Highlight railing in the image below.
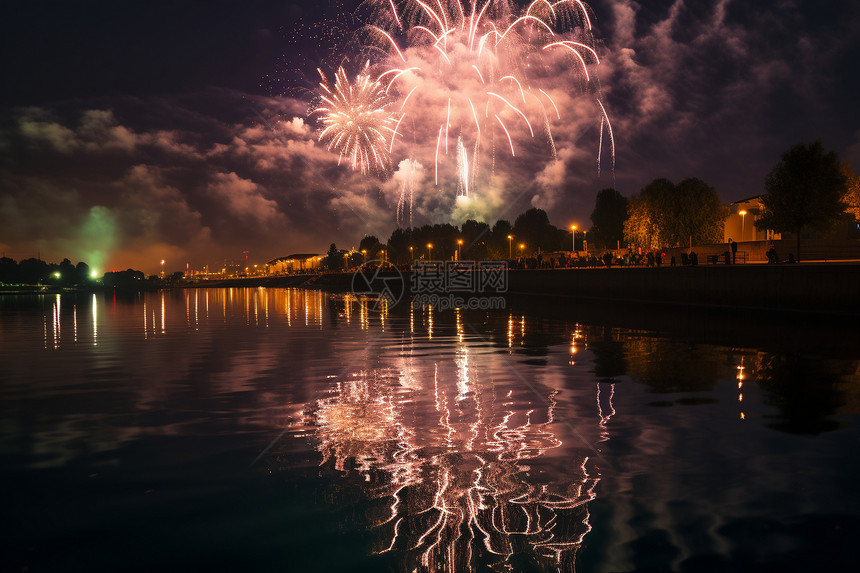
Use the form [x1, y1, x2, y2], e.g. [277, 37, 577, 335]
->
[707, 251, 747, 264]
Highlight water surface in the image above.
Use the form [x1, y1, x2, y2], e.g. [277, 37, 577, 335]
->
[2, 288, 859, 572]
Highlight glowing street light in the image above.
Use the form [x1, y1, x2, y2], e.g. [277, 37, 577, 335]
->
[507, 235, 513, 258]
[427, 243, 433, 259]
[409, 246, 414, 263]
[457, 239, 463, 261]
[570, 224, 577, 252]
[160, 259, 165, 278]
[361, 249, 367, 264]
[519, 243, 525, 256]
[738, 210, 747, 241]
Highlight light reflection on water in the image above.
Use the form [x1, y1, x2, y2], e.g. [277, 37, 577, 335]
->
[1, 288, 859, 572]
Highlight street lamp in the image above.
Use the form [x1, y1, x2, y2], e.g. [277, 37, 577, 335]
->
[570, 225, 577, 252]
[507, 235, 513, 258]
[380, 250, 386, 266]
[457, 239, 463, 261]
[409, 246, 414, 263]
[361, 249, 367, 264]
[161, 259, 165, 278]
[427, 243, 433, 259]
[519, 243, 525, 257]
[738, 210, 747, 241]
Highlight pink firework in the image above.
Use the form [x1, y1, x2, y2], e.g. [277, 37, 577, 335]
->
[315, 1, 613, 198]
[314, 63, 396, 174]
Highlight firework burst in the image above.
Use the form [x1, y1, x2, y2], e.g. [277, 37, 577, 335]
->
[312, 0, 613, 207]
[314, 63, 396, 174]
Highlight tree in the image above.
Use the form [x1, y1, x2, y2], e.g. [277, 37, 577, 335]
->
[513, 208, 562, 253]
[623, 179, 672, 250]
[74, 261, 92, 284]
[623, 194, 659, 250]
[670, 178, 727, 247]
[358, 235, 382, 260]
[841, 161, 860, 223]
[323, 243, 342, 271]
[755, 141, 848, 261]
[624, 178, 726, 249]
[589, 188, 628, 249]
[386, 227, 412, 265]
[18, 258, 47, 284]
[0, 257, 17, 284]
[489, 219, 514, 258]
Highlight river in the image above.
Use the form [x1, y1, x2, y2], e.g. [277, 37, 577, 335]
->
[2, 288, 859, 572]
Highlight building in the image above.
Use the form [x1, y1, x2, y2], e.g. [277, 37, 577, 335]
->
[265, 254, 322, 275]
[723, 196, 780, 243]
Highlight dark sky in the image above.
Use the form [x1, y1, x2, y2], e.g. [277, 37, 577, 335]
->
[2, 0, 859, 273]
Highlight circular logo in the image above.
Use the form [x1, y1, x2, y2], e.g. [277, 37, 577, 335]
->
[350, 260, 405, 312]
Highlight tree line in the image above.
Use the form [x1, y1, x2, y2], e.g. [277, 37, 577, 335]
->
[589, 141, 859, 261]
[0, 257, 95, 286]
[319, 139, 858, 270]
[323, 207, 577, 269]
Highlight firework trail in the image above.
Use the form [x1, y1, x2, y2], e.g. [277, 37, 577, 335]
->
[396, 158, 417, 226]
[313, 0, 613, 210]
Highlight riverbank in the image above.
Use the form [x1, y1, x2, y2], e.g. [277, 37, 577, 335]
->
[183, 263, 860, 317]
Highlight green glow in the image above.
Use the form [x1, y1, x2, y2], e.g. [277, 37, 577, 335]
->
[78, 206, 118, 272]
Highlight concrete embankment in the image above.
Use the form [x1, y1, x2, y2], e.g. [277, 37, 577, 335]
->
[188, 264, 860, 316]
[505, 264, 860, 316]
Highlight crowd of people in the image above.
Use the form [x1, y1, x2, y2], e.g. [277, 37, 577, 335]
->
[508, 241, 789, 270]
[509, 248, 702, 270]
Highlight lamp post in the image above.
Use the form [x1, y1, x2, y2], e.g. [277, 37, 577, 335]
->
[409, 246, 414, 264]
[570, 225, 577, 252]
[380, 250, 386, 266]
[160, 259, 165, 278]
[507, 235, 513, 259]
[738, 210, 747, 241]
[361, 249, 367, 265]
[457, 239, 463, 261]
[519, 243, 525, 257]
[427, 243, 433, 260]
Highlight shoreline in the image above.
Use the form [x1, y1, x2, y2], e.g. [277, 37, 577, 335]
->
[186, 263, 860, 317]
[5, 263, 859, 317]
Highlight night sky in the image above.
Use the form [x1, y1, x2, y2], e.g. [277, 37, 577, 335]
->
[2, 0, 858, 274]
